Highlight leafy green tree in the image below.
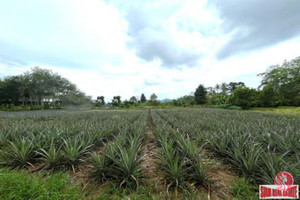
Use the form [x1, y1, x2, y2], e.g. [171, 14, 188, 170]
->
[129, 96, 137, 103]
[140, 93, 147, 103]
[207, 94, 227, 105]
[0, 76, 22, 105]
[150, 93, 157, 101]
[259, 83, 280, 107]
[112, 96, 121, 107]
[99, 96, 105, 104]
[220, 82, 229, 94]
[227, 87, 259, 109]
[228, 82, 245, 93]
[123, 100, 131, 108]
[0, 67, 90, 107]
[95, 96, 105, 107]
[259, 57, 300, 106]
[148, 93, 160, 106]
[175, 95, 195, 106]
[194, 84, 207, 104]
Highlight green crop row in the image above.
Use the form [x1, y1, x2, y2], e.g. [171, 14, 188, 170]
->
[154, 108, 300, 184]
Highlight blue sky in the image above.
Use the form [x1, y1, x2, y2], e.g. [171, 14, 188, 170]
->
[1, 0, 300, 100]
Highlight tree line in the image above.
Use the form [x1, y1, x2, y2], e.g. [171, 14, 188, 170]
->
[0, 67, 90, 110]
[1, 56, 299, 111]
[94, 93, 160, 108]
[174, 56, 300, 109]
[95, 56, 299, 109]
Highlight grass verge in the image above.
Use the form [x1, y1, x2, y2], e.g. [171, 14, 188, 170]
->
[251, 106, 300, 115]
[0, 168, 84, 200]
[231, 178, 257, 200]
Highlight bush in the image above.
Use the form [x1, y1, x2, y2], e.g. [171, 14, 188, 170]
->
[227, 87, 260, 109]
[44, 103, 51, 109]
[30, 105, 44, 110]
[209, 104, 231, 109]
[54, 105, 65, 110]
[228, 106, 243, 110]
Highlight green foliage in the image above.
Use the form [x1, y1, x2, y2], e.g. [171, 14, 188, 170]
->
[140, 93, 147, 103]
[62, 138, 92, 168]
[0, 138, 35, 168]
[154, 108, 300, 186]
[252, 106, 300, 115]
[95, 96, 105, 107]
[0, 168, 83, 199]
[91, 152, 110, 182]
[259, 83, 280, 107]
[91, 122, 146, 188]
[226, 143, 262, 177]
[209, 104, 242, 110]
[112, 96, 122, 107]
[37, 142, 64, 169]
[92, 184, 163, 200]
[259, 56, 300, 106]
[227, 87, 260, 109]
[0, 67, 90, 107]
[150, 93, 158, 101]
[105, 143, 143, 187]
[207, 93, 227, 105]
[231, 178, 257, 200]
[159, 141, 187, 188]
[194, 84, 207, 104]
[191, 159, 210, 186]
[147, 93, 160, 106]
[172, 95, 195, 106]
[129, 96, 138, 103]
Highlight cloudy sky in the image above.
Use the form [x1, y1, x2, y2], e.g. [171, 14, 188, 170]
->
[1, 0, 300, 100]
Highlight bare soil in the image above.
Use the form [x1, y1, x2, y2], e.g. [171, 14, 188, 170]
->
[202, 154, 237, 200]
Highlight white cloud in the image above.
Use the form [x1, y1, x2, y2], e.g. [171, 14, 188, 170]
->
[1, 0, 300, 101]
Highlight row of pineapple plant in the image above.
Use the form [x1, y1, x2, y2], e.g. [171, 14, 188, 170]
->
[0, 110, 146, 170]
[152, 111, 210, 192]
[90, 114, 147, 189]
[154, 108, 300, 184]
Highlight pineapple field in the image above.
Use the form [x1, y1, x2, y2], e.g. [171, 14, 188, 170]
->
[0, 108, 299, 199]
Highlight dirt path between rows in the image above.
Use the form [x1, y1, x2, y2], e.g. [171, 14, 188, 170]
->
[140, 110, 164, 192]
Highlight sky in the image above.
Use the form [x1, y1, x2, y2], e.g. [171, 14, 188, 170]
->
[1, 0, 300, 100]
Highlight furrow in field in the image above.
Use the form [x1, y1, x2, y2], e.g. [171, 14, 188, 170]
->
[140, 110, 163, 188]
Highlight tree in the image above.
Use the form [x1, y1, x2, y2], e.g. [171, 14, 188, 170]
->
[227, 87, 259, 109]
[96, 96, 105, 107]
[194, 84, 207, 104]
[259, 83, 279, 107]
[215, 84, 221, 93]
[140, 93, 147, 103]
[228, 82, 245, 93]
[112, 96, 121, 107]
[148, 93, 160, 106]
[175, 95, 195, 106]
[0, 76, 22, 105]
[0, 67, 90, 107]
[150, 93, 157, 101]
[259, 56, 300, 106]
[129, 96, 137, 103]
[220, 82, 229, 94]
[99, 96, 105, 104]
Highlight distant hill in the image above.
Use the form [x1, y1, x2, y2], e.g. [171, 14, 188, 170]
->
[159, 99, 173, 103]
